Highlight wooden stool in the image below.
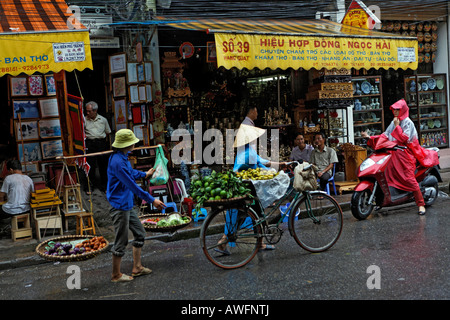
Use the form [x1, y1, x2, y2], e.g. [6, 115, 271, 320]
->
[31, 205, 63, 241]
[62, 209, 86, 231]
[11, 213, 33, 241]
[61, 184, 83, 213]
[76, 212, 96, 235]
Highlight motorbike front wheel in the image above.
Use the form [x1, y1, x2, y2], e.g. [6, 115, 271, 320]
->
[351, 190, 374, 220]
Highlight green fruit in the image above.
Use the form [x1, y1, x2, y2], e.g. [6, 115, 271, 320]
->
[219, 190, 227, 198]
[214, 195, 221, 200]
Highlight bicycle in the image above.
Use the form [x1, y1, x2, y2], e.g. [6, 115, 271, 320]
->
[200, 162, 343, 269]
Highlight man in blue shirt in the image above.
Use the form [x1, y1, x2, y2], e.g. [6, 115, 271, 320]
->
[107, 129, 165, 282]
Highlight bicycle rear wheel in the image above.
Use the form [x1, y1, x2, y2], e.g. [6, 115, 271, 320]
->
[200, 206, 262, 269]
[289, 191, 343, 252]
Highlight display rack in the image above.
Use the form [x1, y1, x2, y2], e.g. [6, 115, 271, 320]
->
[351, 76, 385, 145]
[404, 73, 448, 148]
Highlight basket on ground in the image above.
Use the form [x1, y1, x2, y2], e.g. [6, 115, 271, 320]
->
[36, 235, 110, 262]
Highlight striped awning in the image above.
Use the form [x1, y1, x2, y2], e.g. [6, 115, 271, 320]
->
[153, 16, 418, 70]
[0, 0, 93, 76]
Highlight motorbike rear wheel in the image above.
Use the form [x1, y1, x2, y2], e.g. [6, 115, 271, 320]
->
[423, 182, 439, 206]
[351, 190, 374, 220]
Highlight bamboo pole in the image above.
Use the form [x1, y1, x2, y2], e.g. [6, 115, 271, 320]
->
[55, 144, 164, 160]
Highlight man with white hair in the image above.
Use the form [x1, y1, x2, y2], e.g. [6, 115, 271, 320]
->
[84, 101, 111, 194]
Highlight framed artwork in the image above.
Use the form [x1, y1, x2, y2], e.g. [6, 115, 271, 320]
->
[133, 124, 145, 140]
[44, 74, 56, 95]
[129, 85, 139, 103]
[127, 62, 138, 83]
[13, 100, 39, 119]
[21, 162, 39, 174]
[141, 104, 147, 123]
[39, 98, 59, 118]
[132, 106, 142, 124]
[144, 62, 153, 83]
[18, 141, 42, 162]
[15, 120, 39, 141]
[113, 98, 127, 130]
[206, 41, 217, 63]
[146, 84, 152, 102]
[10, 76, 28, 96]
[39, 118, 62, 138]
[41, 139, 64, 159]
[137, 63, 145, 83]
[112, 76, 126, 97]
[138, 85, 147, 102]
[28, 75, 44, 96]
[109, 52, 127, 74]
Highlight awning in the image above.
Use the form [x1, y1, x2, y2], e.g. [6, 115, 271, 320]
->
[154, 17, 418, 70]
[0, 0, 93, 77]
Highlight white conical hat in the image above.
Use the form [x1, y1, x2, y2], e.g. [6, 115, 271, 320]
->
[233, 124, 266, 148]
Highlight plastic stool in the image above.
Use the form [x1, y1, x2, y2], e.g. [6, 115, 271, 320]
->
[162, 202, 178, 214]
[192, 208, 207, 222]
[280, 203, 299, 223]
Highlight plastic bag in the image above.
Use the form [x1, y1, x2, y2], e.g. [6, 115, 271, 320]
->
[293, 161, 319, 192]
[150, 145, 169, 185]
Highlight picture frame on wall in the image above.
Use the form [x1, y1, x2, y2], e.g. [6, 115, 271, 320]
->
[109, 52, 127, 74]
[28, 75, 44, 96]
[44, 74, 56, 95]
[137, 63, 145, 83]
[133, 124, 145, 140]
[39, 97, 59, 118]
[10, 76, 28, 97]
[112, 76, 127, 97]
[39, 118, 62, 139]
[206, 41, 217, 63]
[144, 61, 153, 83]
[146, 84, 152, 102]
[21, 162, 39, 174]
[138, 85, 147, 102]
[18, 141, 42, 162]
[13, 100, 40, 119]
[15, 120, 39, 141]
[41, 139, 64, 159]
[127, 62, 138, 83]
[129, 85, 139, 103]
[113, 98, 127, 130]
[131, 106, 142, 124]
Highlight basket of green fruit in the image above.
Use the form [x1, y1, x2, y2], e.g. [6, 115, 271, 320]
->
[140, 213, 191, 233]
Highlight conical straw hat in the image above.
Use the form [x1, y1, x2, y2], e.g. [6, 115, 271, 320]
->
[233, 124, 266, 148]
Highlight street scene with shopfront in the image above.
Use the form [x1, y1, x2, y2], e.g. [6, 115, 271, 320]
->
[0, 0, 449, 307]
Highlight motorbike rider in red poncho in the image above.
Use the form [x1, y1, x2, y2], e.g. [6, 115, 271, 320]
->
[361, 99, 439, 215]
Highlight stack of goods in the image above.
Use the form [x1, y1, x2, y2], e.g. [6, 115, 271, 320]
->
[30, 188, 62, 208]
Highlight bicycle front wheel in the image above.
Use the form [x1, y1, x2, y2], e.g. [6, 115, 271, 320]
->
[289, 191, 343, 253]
[200, 206, 262, 269]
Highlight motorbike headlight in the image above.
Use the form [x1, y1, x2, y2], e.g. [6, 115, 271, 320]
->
[359, 158, 375, 172]
[376, 155, 390, 165]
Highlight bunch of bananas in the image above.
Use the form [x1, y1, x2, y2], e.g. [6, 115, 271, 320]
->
[236, 168, 279, 180]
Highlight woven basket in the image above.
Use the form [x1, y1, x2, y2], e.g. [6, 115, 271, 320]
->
[139, 214, 191, 233]
[36, 235, 110, 262]
[203, 196, 249, 207]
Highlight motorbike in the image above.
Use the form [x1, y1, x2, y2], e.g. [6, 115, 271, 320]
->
[351, 144, 442, 220]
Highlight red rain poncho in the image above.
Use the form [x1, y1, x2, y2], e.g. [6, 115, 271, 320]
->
[367, 99, 439, 192]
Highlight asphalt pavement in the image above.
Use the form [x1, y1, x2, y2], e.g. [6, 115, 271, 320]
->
[0, 149, 449, 272]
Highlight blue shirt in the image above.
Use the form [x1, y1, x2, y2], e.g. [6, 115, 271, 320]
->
[233, 144, 270, 172]
[106, 151, 155, 210]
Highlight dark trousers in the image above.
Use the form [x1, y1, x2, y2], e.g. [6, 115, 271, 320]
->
[84, 138, 109, 191]
[318, 172, 332, 191]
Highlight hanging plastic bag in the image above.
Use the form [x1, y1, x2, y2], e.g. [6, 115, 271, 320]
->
[293, 161, 319, 192]
[150, 145, 169, 185]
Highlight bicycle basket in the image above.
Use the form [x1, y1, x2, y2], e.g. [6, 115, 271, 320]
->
[293, 161, 319, 192]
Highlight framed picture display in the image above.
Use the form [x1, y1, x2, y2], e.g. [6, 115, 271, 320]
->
[146, 84, 152, 102]
[129, 85, 139, 103]
[18, 141, 42, 162]
[28, 75, 44, 96]
[39, 118, 62, 139]
[133, 124, 145, 140]
[127, 62, 138, 83]
[44, 74, 56, 95]
[41, 139, 64, 159]
[15, 120, 39, 141]
[144, 62, 153, 83]
[137, 63, 145, 83]
[21, 162, 39, 174]
[138, 85, 147, 102]
[109, 52, 127, 74]
[206, 41, 217, 63]
[113, 98, 127, 130]
[132, 106, 142, 124]
[39, 97, 59, 118]
[112, 76, 127, 97]
[141, 104, 147, 123]
[13, 100, 39, 119]
[10, 76, 28, 97]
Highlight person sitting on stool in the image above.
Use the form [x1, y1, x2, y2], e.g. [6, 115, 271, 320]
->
[309, 132, 338, 191]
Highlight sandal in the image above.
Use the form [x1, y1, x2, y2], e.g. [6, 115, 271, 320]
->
[418, 210, 426, 215]
[261, 244, 275, 251]
[111, 273, 133, 283]
[132, 267, 152, 277]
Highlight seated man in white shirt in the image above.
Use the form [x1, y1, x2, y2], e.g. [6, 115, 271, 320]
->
[0, 160, 34, 219]
[290, 134, 314, 163]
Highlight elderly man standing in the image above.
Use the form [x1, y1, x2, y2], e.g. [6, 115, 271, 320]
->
[84, 101, 111, 194]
